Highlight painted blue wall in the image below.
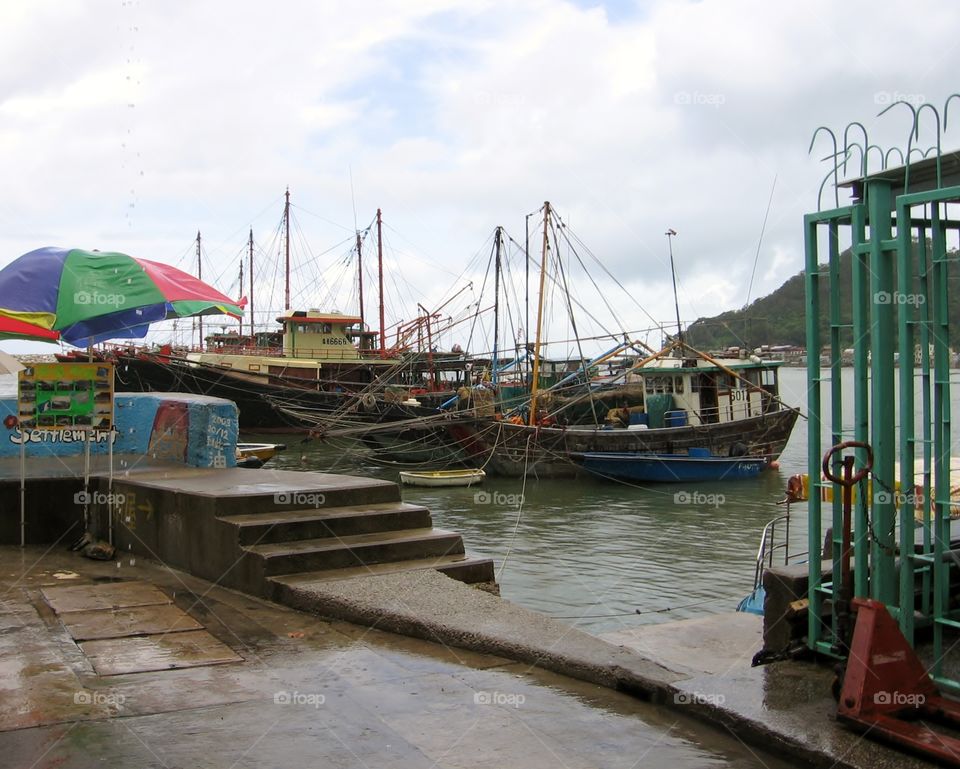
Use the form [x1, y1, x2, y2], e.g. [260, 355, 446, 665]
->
[0, 393, 238, 468]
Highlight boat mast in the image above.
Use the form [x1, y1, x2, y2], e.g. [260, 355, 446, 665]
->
[284, 188, 291, 311]
[377, 208, 385, 356]
[196, 230, 202, 349]
[356, 229, 365, 335]
[248, 228, 254, 340]
[238, 258, 244, 336]
[492, 226, 503, 385]
[528, 202, 551, 426]
[665, 228, 683, 351]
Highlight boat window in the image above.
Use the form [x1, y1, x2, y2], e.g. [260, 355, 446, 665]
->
[762, 369, 776, 386]
[322, 323, 332, 333]
[295, 323, 311, 334]
[646, 376, 673, 394]
[674, 375, 684, 394]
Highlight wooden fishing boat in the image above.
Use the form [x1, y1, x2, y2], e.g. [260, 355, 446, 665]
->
[573, 450, 768, 482]
[235, 442, 286, 468]
[398, 469, 486, 487]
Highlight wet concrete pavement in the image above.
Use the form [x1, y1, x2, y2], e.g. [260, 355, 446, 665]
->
[1, 546, 792, 769]
[282, 567, 943, 769]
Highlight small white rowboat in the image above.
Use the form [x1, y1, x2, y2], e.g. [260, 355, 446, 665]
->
[398, 469, 486, 487]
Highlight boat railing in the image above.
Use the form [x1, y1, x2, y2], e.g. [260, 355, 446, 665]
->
[750, 507, 808, 593]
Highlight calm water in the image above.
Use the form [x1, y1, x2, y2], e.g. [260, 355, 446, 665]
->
[254, 366, 960, 634]
[249, 368, 807, 634]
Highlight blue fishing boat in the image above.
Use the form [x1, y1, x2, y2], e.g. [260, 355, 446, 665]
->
[574, 449, 768, 482]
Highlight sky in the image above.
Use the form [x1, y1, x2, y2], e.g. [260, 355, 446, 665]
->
[1, 0, 959, 358]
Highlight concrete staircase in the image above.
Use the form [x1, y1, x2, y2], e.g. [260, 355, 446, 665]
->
[215, 490, 496, 600]
[92, 468, 496, 603]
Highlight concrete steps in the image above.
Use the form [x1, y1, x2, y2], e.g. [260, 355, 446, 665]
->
[218, 502, 433, 545]
[270, 554, 496, 591]
[247, 527, 466, 576]
[213, 491, 495, 597]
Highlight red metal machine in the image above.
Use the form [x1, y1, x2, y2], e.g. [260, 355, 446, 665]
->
[837, 598, 960, 765]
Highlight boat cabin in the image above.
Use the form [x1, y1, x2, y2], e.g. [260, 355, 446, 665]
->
[625, 355, 782, 428]
[277, 310, 378, 359]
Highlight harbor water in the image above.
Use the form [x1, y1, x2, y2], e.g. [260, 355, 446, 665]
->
[251, 366, 960, 633]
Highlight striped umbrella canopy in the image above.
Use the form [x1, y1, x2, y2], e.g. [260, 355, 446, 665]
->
[0, 247, 244, 346]
[0, 314, 60, 343]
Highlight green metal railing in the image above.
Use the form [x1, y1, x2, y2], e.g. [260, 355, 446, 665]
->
[804, 130, 959, 689]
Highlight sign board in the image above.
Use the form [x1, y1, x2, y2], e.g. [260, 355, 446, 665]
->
[17, 362, 114, 431]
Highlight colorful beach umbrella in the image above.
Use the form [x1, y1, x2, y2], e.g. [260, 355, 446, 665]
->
[0, 314, 60, 343]
[0, 247, 245, 346]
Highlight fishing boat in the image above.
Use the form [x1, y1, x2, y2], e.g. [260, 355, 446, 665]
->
[83, 196, 482, 432]
[235, 442, 286, 468]
[398, 468, 486, 487]
[436, 348, 798, 478]
[574, 449, 768, 483]
[308, 203, 798, 477]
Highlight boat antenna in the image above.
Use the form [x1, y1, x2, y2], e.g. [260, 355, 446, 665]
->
[284, 188, 291, 311]
[377, 208, 386, 356]
[248, 228, 254, 338]
[665, 228, 683, 351]
[196, 230, 203, 348]
[350, 167, 364, 330]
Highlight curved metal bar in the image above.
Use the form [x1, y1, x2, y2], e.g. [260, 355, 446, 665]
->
[866, 144, 887, 170]
[885, 147, 905, 167]
[943, 93, 960, 130]
[818, 165, 838, 212]
[844, 141, 865, 179]
[809, 126, 840, 209]
[916, 103, 942, 187]
[843, 122, 870, 176]
[879, 100, 918, 191]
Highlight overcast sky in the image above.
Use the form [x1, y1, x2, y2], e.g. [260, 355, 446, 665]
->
[2, 0, 959, 356]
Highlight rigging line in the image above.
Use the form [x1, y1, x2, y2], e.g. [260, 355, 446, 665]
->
[516, 229, 628, 348]
[288, 201, 354, 234]
[496, 432, 531, 582]
[465, 230, 499, 358]
[556, 215, 662, 331]
[745, 174, 778, 308]
[550, 218, 599, 426]
[380, 220, 463, 280]
[553, 221, 629, 334]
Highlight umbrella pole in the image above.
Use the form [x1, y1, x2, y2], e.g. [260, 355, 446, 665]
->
[108, 429, 114, 546]
[19, 438, 25, 547]
[82, 428, 91, 532]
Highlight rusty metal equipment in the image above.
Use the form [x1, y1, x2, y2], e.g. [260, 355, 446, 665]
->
[838, 598, 960, 766]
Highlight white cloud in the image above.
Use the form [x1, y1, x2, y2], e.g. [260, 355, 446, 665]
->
[1, 0, 960, 354]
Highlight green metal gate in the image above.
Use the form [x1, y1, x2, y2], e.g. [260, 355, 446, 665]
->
[804, 112, 959, 690]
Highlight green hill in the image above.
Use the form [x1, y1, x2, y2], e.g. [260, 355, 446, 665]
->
[684, 245, 960, 351]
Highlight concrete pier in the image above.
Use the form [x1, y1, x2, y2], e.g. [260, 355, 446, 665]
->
[1, 546, 794, 769]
